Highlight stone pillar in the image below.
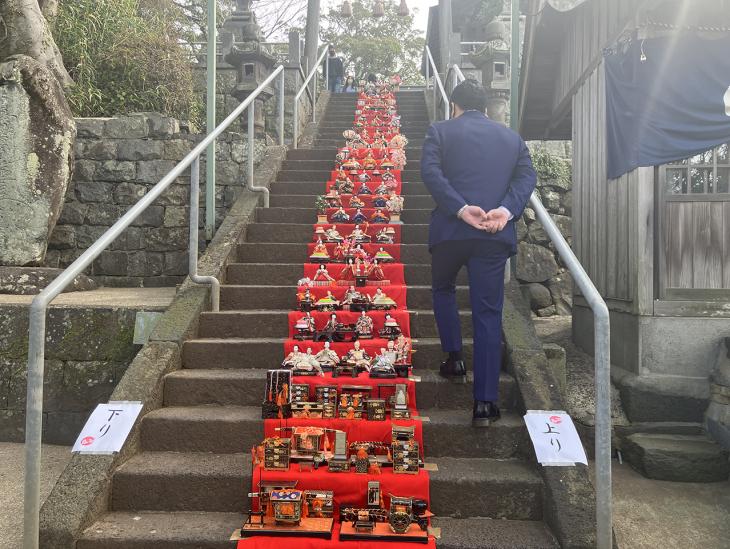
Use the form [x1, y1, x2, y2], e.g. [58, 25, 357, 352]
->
[438, 0, 453, 72]
[303, 0, 321, 75]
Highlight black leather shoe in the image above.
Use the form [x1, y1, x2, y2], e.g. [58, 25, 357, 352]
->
[439, 358, 466, 384]
[472, 401, 501, 427]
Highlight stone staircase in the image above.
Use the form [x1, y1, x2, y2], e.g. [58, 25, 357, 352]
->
[77, 92, 558, 548]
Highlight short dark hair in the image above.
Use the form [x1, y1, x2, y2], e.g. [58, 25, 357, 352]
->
[450, 79, 488, 112]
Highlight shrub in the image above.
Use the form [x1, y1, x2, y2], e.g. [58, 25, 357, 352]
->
[54, 0, 201, 123]
[530, 148, 572, 187]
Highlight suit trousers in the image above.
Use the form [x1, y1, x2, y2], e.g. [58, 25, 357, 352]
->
[431, 239, 510, 402]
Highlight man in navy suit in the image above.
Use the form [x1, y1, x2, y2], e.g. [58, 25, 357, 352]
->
[420, 79, 536, 427]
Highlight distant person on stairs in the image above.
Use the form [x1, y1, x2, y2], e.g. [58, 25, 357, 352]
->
[326, 46, 344, 93]
[421, 79, 537, 427]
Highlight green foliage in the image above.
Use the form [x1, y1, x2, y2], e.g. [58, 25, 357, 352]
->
[320, 0, 426, 85]
[530, 148, 572, 186]
[54, 0, 201, 121]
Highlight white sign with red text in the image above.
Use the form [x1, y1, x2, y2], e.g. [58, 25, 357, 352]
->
[523, 410, 588, 466]
[72, 402, 143, 454]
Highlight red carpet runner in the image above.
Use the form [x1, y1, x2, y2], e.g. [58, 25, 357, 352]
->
[239, 87, 436, 548]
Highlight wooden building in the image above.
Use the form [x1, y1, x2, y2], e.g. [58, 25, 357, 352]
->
[519, 0, 730, 421]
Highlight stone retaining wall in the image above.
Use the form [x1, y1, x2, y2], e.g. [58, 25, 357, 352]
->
[0, 306, 139, 443]
[46, 113, 267, 287]
[516, 176, 573, 317]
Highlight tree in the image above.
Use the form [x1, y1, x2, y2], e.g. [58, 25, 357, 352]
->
[320, 0, 426, 85]
[0, 0, 72, 87]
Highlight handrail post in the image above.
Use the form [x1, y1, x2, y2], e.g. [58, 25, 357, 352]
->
[293, 93, 299, 149]
[205, 0, 217, 241]
[189, 157, 220, 311]
[278, 69, 285, 146]
[425, 57, 430, 89]
[246, 104, 270, 208]
[313, 70, 318, 123]
[529, 193, 612, 549]
[23, 300, 46, 549]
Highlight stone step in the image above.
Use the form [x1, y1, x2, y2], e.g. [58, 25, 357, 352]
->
[140, 406, 528, 458]
[163, 368, 517, 410]
[317, 126, 430, 136]
[430, 458, 543, 520]
[214, 285, 468, 312]
[269, 194, 435, 209]
[285, 147, 424, 161]
[275, 170, 424, 183]
[182, 337, 475, 371]
[77, 511, 243, 549]
[237, 242, 432, 264]
[244, 222, 428, 243]
[256, 207, 432, 224]
[111, 452, 249, 512]
[271, 181, 426, 196]
[432, 518, 559, 549]
[316, 122, 430, 130]
[226, 262, 465, 286]
[315, 138, 425, 148]
[622, 432, 730, 482]
[199, 308, 470, 339]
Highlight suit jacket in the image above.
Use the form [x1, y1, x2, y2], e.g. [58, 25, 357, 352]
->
[420, 111, 537, 253]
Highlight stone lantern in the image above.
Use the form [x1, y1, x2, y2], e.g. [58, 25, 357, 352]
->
[468, 19, 511, 124]
[220, 0, 276, 136]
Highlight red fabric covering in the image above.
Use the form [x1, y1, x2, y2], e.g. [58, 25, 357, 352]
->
[312, 224, 402, 243]
[325, 208, 392, 225]
[293, 286, 408, 310]
[238, 522, 436, 549]
[337, 148, 401, 160]
[302, 264, 405, 286]
[287, 310, 410, 339]
[288, 372, 418, 411]
[283, 339, 411, 363]
[326, 180, 402, 195]
[250, 466, 429, 513]
[324, 195, 400, 210]
[264, 417, 423, 454]
[331, 170, 402, 182]
[306, 243, 401, 262]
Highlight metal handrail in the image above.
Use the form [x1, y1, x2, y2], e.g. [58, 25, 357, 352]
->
[424, 45, 449, 120]
[22, 64, 286, 549]
[292, 44, 330, 149]
[449, 70, 613, 549]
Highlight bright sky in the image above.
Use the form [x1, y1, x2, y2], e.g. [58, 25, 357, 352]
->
[320, 0, 438, 36]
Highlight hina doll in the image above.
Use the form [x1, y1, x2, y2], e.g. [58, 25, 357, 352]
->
[313, 264, 335, 284]
[339, 177, 354, 194]
[297, 287, 314, 310]
[351, 225, 370, 243]
[373, 181, 390, 196]
[374, 247, 394, 263]
[373, 194, 388, 208]
[372, 288, 397, 309]
[354, 310, 374, 339]
[371, 209, 389, 223]
[324, 226, 344, 243]
[356, 181, 372, 195]
[351, 243, 369, 261]
[366, 258, 386, 281]
[282, 345, 304, 368]
[352, 208, 368, 224]
[357, 171, 372, 184]
[375, 227, 394, 244]
[379, 313, 402, 339]
[363, 151, 377, 170]
[320, 313, 344, 342]
[335, 168, 349, 187]
[325, 188, 342, 208]
[294, 312, 316, 338]
[316, 291, 340, 310]
[349, 194, 365, 209]
[331, 207, 350, 223]
[370, 348, 397, 378]
[338, 259, 357, 282]
[309, 238, 330, 263]
[345, 341, 371, 371]
[395, 334, 411, 364]
[333, 239, 351, 262]
[315, 341, 340, 368]
[293, 348, 324, 377]
[380, 157, 395, 171]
